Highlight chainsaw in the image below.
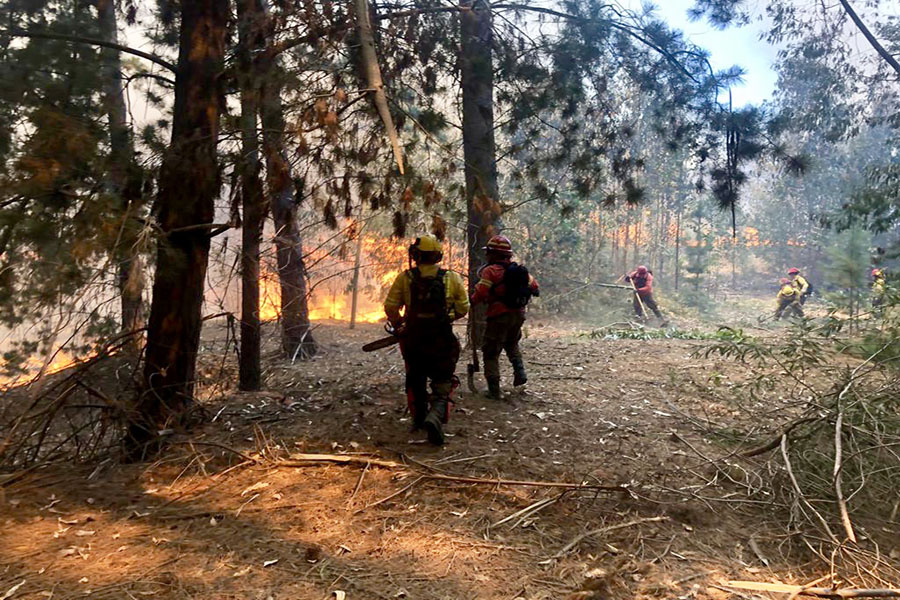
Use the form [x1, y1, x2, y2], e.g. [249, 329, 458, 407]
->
[361, 322, 402, 352]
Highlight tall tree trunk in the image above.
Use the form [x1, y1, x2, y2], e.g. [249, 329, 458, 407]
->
[127, 0, 228, 459]
[237, 0, 266, 390]
[258, 42, 317, 359]
[349, 221, 364, 330]
[96, 0, 144, 349]
[461, 0, 497, 347]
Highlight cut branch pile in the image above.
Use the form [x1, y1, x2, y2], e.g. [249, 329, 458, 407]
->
[696, 330, 900, 587]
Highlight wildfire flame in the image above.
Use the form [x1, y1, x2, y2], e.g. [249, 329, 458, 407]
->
[258, 273, 387, 324]
[0, 349, 81, 390]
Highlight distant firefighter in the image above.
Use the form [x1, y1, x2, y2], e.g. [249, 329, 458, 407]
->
[624, 265, 666, 323]
[383, 235, 469, 445]
[471, 235, 540, 400]
[775, 277, 804, 320]
[788, 267, 813, 304]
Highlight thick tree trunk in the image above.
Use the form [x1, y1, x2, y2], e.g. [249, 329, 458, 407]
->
[461, 0, 498, 349]
[127, 0, 228, 459]
[237, 0, 266, 390]
[96, 0, 144, 349]
[258, 50, 317, 359]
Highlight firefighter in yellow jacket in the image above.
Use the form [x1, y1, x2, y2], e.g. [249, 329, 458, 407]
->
[775, 277, 804, 320]
[788, 267, 811, 304]
[384, 235, 469, 445]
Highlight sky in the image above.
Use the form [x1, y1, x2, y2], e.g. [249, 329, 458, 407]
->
[625, 0, 780, 107]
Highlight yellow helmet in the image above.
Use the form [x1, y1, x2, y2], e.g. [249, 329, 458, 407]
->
[409, 235, 443, 264]
[412, 235, 442, 253]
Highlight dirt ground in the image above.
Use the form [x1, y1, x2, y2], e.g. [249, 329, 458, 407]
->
[0, 313, 893, 599]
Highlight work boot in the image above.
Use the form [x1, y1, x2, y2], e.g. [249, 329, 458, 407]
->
[485, 378, 502, 400]
[512, 359, 527, 387]
[423, 398, 448, 445]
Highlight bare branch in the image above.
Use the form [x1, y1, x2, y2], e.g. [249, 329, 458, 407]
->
[2, 28, 177, 73]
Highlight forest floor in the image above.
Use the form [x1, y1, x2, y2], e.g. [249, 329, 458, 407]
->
[2, 302, 896, 600]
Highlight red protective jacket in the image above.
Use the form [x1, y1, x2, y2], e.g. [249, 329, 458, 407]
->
[627, 270, 653, 298]
[471, 260, 540, 318]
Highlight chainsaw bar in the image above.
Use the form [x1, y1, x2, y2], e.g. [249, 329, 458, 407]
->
[361, 335, 400, 352]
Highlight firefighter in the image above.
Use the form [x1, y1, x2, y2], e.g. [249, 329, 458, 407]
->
[384, 235, 469, 445]
[624, 265, 666, 322]
[471, 235, 540, 400]
[775, 277, 804, 319]
[871, 268, 887, 316]
[788, 267, 812, 304]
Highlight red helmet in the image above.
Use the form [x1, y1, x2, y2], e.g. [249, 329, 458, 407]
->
[484, 235, 513, 256]
[636, 265, 648, 275]
[872, 268, 884, 277]
[779, 278, 791, 285]
[788, 267, 800, 275]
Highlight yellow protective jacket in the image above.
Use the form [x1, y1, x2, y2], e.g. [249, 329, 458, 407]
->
[791, 274, 810, 296]
[384, 265, 469, 325]
[777, 284, 799, 304]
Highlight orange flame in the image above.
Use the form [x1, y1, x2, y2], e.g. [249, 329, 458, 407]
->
[0, 349, 82, 390]
[258, 272, 386, 324]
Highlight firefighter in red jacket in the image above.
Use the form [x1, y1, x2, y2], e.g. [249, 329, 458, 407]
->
[470, 236, 539, 399]
[625, 265, 665, 322]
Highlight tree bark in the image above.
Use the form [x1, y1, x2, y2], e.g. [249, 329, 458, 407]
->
[96, 0, 144, 350]
[461, 0, 498, 347]
[127, 0, 228, 459]
[237, 0, 267, 391]
[258, 28, 317, 359]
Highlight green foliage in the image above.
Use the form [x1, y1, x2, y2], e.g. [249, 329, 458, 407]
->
[823, 227, 872, 324]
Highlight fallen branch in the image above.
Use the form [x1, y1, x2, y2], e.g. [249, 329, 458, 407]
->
[550, 516, 669, 559]
[279, 453, 405, 469]
[741, 417, 821, 457]
[833, 410, 857, 543]
[423, 472, 626, 490]
[278, 452, 628, 491]
[726, 580, 900, 598]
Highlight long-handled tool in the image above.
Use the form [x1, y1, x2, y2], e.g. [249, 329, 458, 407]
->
[466, 314, 481, 393]
[629, 278, 648, 320]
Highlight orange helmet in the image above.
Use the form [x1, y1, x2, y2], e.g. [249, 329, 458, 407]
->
[484, 235, 513, 256]
[779, 278, 791, 285]
[788, 267, 800, 275]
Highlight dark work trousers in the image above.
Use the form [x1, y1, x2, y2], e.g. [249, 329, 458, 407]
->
[775, 298, 804, 319]
[633, 293, 664, 320]
[402, 328, 460, 424]
[482, 311, 525, 382]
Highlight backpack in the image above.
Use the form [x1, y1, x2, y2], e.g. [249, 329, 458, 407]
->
[497, 263, 533, 309]
[407, 268, 449, 331]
